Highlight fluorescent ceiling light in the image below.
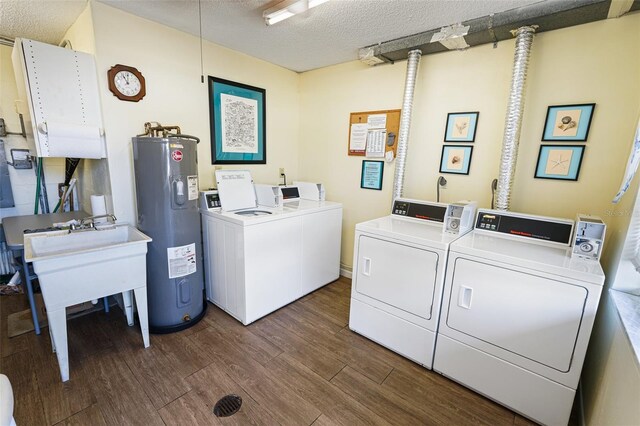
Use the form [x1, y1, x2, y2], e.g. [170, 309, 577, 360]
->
[265, 9, 296, 26]
[263, 0, 330, 26]
[308, 0, 330, 8]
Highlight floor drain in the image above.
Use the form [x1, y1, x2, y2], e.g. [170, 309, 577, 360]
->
[213, 394, 242, 417]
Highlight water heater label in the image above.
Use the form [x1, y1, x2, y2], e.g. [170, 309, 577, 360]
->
[167, 243, 197, 279]
[171, 150, 183, 162]
[188, 176, 198, 200]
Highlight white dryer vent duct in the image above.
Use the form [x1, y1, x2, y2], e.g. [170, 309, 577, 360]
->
[392, 49, 422, 202]
[495, 26, 536, 211]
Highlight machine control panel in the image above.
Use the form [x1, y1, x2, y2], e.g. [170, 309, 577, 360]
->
[281, 186, 300, 200]
[392, 199, 446, 223]
[444, 201, 477, 235]
[572, 214, 606, 261]
[200, 190, 221, 210]
[475, 210, 574, 245]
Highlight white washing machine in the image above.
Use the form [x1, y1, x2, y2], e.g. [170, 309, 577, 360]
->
[280, 197, 343, 296]
[434, 209, 605, 426]
[254, 182, 343, 295]
[349, 198, 476, 368]
[200, 171, 342, 325]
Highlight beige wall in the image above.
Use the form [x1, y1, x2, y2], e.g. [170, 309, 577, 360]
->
[299, 13, 640, 271]
[83, 1, 300, 224]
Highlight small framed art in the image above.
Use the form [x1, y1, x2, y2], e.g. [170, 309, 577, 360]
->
[208, 76, 266, 164]
[444, 112, 479, 142]
[440, 145, 473, 175]
[535, 145, 585, 181]
[541, 103, 595, 142]
[361, 160, 384, 190]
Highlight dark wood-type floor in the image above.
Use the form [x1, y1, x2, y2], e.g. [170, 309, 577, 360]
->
[1, 277, 539, 425]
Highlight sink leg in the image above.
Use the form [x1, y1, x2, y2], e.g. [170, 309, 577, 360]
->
[122, 290, 134, 326]
[133, 287, 150, 348]
[49, 326, 56, 353]
[21, 254, 40, 335]
[47, 309, 69, 382]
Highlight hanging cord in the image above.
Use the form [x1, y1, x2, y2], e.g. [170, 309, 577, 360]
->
[198, 0, 204, 83]
[436, 176, 447, 203]
[40, 160, 50, 213]
[490, 178, 498, 209]
[53, 158, 81, 212]
[32, 157, 48, 214]
[33, 158, 41, 214]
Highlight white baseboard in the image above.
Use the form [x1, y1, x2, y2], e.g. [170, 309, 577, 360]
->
[340, 267, 352, 279]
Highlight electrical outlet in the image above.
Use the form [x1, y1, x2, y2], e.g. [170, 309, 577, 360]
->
[279, 167, 285, 176]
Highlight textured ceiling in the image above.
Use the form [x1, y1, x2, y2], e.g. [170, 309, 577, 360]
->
[0, 0, 88, 45]
[99, 0, 543, 72]
[1, 0, 545, 72]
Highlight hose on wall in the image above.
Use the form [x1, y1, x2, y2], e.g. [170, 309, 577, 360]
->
[495, 26, 536, 211]
[392, 49, 422, 202]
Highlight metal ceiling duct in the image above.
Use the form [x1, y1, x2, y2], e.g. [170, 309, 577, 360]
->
[358, 0, 632, 64]
[0, 36, 15, 47]
[392, 49, 422, 201]
[495, 26, 536, 211]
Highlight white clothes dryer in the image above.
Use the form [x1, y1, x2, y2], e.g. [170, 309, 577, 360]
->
[434, 209, 605, 426]
[349, 198, 475, 369]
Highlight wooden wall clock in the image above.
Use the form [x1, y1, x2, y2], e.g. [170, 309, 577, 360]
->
[107, 64, 146, 102]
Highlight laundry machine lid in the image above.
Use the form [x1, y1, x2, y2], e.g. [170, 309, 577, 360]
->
[235, 210, 272, 216]
[283, 199, 342, 213]
[356, 215, 462, 250]
[451, 232, 605, 285]
[215, 170, 257, 211]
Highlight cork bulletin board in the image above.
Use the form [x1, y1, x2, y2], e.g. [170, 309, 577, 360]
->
[348, 109, 401, 157]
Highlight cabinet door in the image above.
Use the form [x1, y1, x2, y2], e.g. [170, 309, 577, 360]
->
[446, 258, 588, 372]
[355, 235, 438, 319]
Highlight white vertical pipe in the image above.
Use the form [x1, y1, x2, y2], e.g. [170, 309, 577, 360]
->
[392, 49, 422, 201]
[495, 26, 536, 211]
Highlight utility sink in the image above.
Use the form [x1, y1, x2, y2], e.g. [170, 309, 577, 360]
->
[23, 224, 153, 382]
[24, 224, 151, 262]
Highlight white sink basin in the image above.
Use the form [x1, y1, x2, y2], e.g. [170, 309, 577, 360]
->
[25, 225, 151, 262]
[23, 224, 153, 383]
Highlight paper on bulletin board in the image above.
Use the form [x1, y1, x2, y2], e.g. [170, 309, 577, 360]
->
[366, 129, 386, 158]
[367, 114, 387, 129]
[350, 123, 369, 153]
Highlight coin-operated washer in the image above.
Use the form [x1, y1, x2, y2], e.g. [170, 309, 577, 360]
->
[349, 198, 476, 369]
[434, 209, 605, 425]
[199, 172, 342, 325]
[274, 182, 343, 295]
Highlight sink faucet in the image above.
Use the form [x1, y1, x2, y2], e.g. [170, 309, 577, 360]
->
[70, 214, 117, 232]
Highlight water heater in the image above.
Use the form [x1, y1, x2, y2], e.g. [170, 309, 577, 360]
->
[132, 132, 206, 333]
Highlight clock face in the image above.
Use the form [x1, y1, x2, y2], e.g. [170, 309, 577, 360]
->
[114, 70, 141, 97]
[108, 64, 146, 102]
